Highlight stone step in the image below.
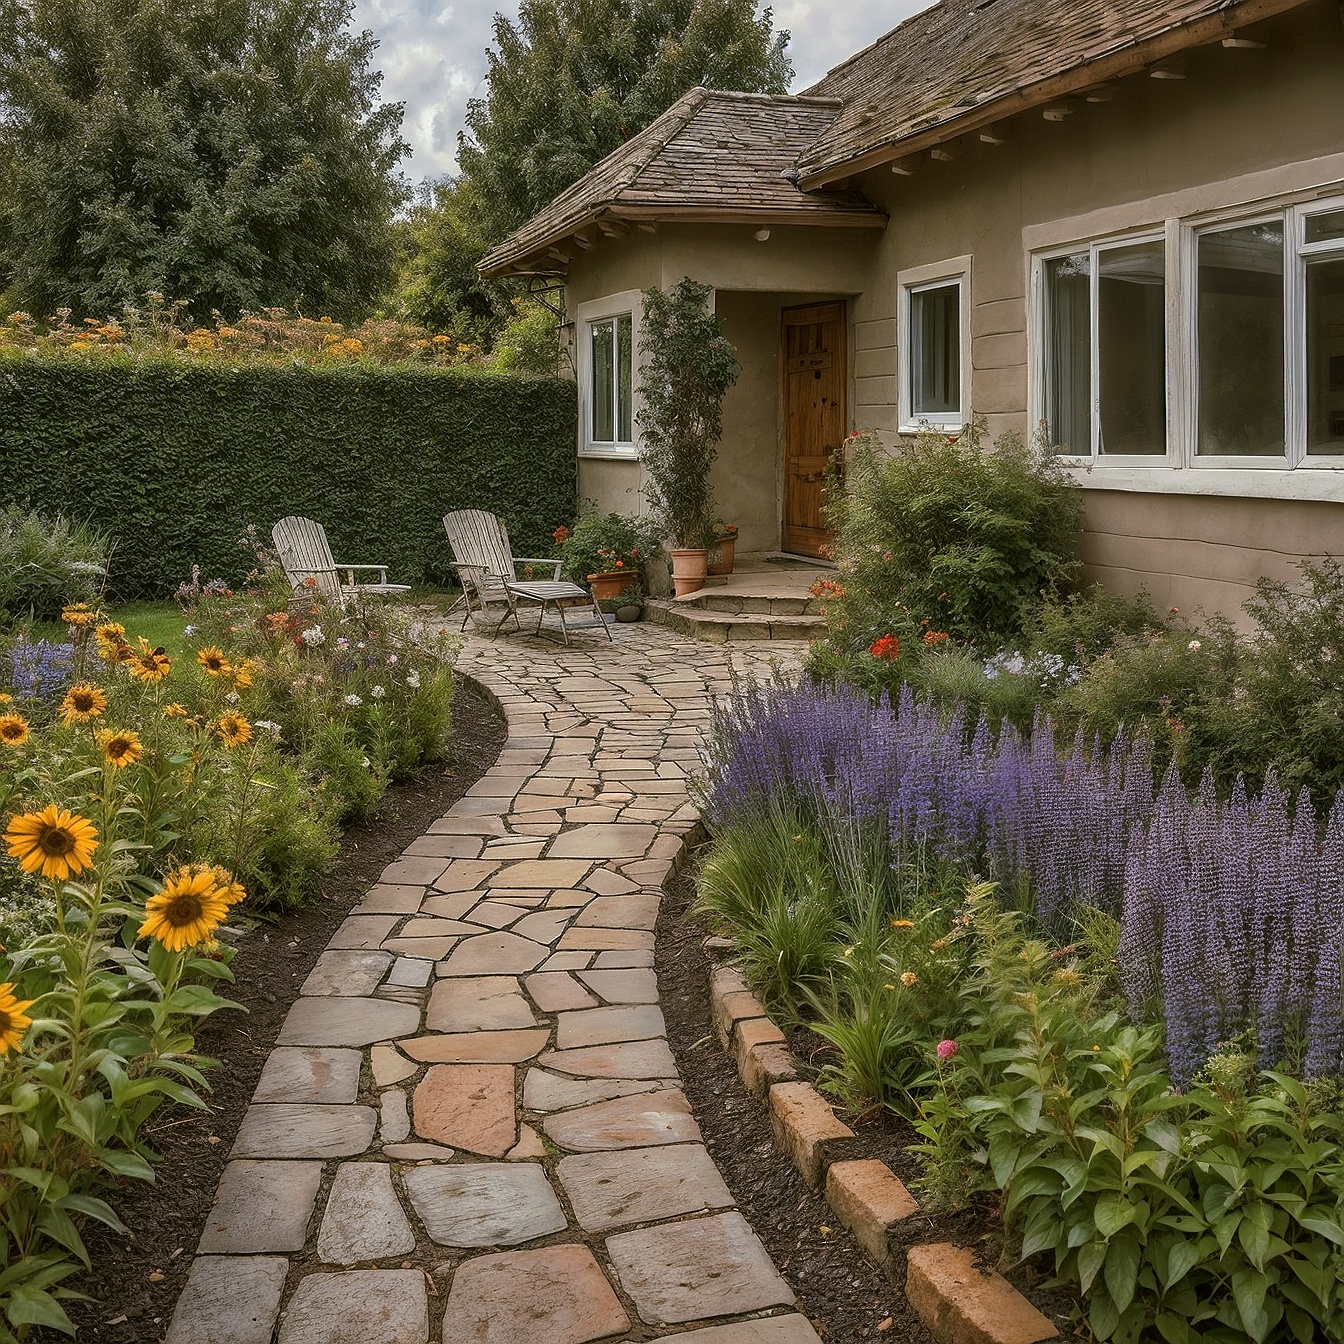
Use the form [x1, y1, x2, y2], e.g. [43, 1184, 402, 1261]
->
[644, 600, 826, 643]
[680, 592, 820, 617]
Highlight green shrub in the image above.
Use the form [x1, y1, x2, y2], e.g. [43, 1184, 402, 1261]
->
[0, 506, 111, 624]
[822, 424, 1083, 648]
[489, 297, 561, 375]
[0, 357, 576, 598]
[557, 509, 660, 586]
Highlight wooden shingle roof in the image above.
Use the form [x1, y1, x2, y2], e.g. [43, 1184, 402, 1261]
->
[478, 88, 885, 278]
[796, 0, 1306, 185]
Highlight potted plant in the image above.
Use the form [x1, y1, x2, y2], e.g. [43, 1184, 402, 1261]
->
[707, 522, 739, 576]
[557, 510, 657, 601]
[637, 277, 740, 596]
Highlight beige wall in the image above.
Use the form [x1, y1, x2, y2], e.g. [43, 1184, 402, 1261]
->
[847, 0, 1344, 618]
[565, 224, 879, 552]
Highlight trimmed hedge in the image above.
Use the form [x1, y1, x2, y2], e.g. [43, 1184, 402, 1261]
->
[0, 358, 577, 597]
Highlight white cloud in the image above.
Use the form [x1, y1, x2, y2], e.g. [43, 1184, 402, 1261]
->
[349, 0, 933, 183]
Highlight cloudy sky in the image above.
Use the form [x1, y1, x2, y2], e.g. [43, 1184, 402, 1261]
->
[350, 0, 932, 184]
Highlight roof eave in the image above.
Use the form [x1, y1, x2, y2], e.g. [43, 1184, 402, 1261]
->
[795, 0, 1307, 190]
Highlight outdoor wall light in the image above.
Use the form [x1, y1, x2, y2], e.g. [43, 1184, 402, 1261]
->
[754, 228, 771, 242]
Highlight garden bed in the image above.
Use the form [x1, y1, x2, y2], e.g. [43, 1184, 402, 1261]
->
[59, 677, 506, 1343]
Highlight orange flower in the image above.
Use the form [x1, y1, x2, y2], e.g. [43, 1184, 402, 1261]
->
[869, 634, 901, 662]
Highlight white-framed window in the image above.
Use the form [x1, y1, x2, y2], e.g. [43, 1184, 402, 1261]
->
[577, 290, 640, 458]
[1030, 193, 1344, 469]
[898, 257, 971, 432]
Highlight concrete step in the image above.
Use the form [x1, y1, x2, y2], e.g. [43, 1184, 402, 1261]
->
[644, 599, 826, 643]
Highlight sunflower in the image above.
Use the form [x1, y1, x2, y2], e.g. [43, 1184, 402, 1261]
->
[94, 623, 131, 663]
[230, 658, 257, 690]
[60, 682, 109, 725]
[97, 727, 143, 769]
[127, 638, 172, 683]
[4, 806, 99, 881]
[187, 862, 247, 907]
[61, 602, 101, 628]
[0, 983, 35, 1054]
[138, 869, 229, 951]
[0, 713, 30, 747]
[163, 702, 188, 719]
[196, 646, 231, 676]
[214, 712, 252, 747]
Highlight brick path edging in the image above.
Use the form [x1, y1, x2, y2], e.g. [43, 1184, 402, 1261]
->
[707, 963, 1060, 1344]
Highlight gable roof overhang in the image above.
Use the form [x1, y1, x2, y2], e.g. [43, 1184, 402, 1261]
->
[795, 0, 1315, 189]
[478, 88, 887, 280]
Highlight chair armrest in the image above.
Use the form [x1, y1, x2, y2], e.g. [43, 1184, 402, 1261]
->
[338, 563, 389, 585]
[513, 557, 563, 579]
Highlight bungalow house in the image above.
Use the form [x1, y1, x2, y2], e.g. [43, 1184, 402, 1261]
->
[479, 0, 1344, 617]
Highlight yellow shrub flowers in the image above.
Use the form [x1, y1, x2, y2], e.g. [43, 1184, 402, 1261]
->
[60, 682, 109, 724]
[0, 712, 30, 746]
[60, 602, 100, 628]
[0, 983, 35, 1054]
[97, 728, 144, 769]
[138, 868, 230, 951]
[4, 806, 99, 880]
[127, 637, 172, 682]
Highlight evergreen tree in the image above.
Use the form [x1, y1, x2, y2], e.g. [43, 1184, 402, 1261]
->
[0, 0, 409, 320]
[458, 0, 791, 245]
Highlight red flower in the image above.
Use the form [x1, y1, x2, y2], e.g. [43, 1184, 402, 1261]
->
[869, 634, 901, 662]
[553, 525, 571, 544]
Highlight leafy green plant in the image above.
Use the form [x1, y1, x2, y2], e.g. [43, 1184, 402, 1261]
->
[557, 509, 659, 586]
[637, 278, 739, 548]
[0, 509, 110, 626]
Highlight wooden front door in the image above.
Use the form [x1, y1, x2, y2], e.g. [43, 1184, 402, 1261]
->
[782, 301, 846, 557]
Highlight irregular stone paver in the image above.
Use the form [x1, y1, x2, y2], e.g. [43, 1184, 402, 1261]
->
[231, 1105, 377, 1160]
[276, 1269, 428, 1344]
[316, 1163, 416, 1264]
[607, 1212, 796, 1324]
[443, 1244, 630, 1343]
[199, 1160, 323, 1253]
[558, 1144, 734, 1232]
[425, 976, 537, 1030]
[543, 1089, 700, 1151]
[172, 626, 806, 1344]
[404, 1163, 567, 1246]
[166, 1256, 288, 1344]
[253, 1047, 362, 1104]
[412, 1063, 516, 1156]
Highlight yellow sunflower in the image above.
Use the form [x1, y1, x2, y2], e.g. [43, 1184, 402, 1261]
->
[0, 983, 35, 1054]
[230, 658, 257, 690]
[127, 638, 172, 683]
[163, 702, 188, 719]
[4, 806, 99, 881]
[138, 869, 229, 951]
[61, 602, 101, 628]
[94, 623, 130, 663]
[0, 713, 30, 747]
[196, 646, 231, 677]
[60, 682, 109, 725]
[96, 727, 143, 769]
[214, 712, 253, 747]
[187, 862, 247, 907]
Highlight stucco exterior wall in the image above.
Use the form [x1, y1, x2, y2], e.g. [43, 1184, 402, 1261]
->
[847, 0, 1344, 618]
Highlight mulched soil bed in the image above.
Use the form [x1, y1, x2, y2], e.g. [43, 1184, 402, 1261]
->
[60, 677, 507, 1344]
[657, 838, 1080, 1343]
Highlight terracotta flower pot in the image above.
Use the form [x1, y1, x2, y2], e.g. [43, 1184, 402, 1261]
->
[670, 548, 708, 597]
[707, 531, 737, 576]
[586, 570, 640, 602]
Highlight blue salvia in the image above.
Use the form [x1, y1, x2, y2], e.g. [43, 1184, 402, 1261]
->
[704, 679, 1344, 1081]
[8, 637, 75, 700]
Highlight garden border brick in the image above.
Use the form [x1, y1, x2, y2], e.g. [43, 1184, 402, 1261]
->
[706, 944, 1060, 1344]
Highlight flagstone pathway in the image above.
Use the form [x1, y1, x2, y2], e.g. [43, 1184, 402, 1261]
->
[165, 623, 818, 1344]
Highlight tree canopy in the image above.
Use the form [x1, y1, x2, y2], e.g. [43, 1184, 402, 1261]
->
[457, 0, 792, 246]
[0, 0, 409, 321]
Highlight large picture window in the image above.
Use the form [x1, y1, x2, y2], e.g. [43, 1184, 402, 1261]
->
[899, 258, 970, 431]
[1034, 194, 1344, 469]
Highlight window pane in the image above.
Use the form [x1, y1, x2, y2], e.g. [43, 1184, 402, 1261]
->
[1097, 240, 1166, 455]
[1196, 223, 1284, 456]
[1307, 256, 1344, 456]
[616, 314, 632, 442]
[1043, 252, 1091, 454]
[911, 283, 960, 416]
[591, 319, 614, 442]
[1305, 208, 1344, 247]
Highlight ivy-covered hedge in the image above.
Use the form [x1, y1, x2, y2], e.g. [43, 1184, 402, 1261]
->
[0, 358, 577, 597]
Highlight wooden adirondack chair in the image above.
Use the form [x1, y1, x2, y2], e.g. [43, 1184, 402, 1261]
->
[442, 509, 611, 645]
[271, 516, 411, 607]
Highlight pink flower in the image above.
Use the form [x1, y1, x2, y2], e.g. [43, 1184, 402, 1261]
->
[936, 1039, 959, 1060]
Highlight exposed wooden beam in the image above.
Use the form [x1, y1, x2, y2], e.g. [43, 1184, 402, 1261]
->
[1149, 57, 1187, 78]
[978, 123, 1010, 145]
[930, 144, 959, 161]
[891, 157, 919, 175]
[1042, 101, 1075, 121]
[1221, 35, 1266, 46]
[597, 219, 629, 238]
[1083, 83, 1117, 102]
